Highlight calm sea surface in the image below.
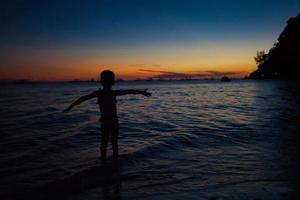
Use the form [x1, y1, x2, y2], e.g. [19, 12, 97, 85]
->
[0, 80, 300, 200]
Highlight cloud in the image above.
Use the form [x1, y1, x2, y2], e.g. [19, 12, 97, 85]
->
[138, 69, 245, 79]
[201, 70, 243, 76]
[138, 69, 182, 74]
[138, 69, 190, 79]
[130, 64, 162, 67]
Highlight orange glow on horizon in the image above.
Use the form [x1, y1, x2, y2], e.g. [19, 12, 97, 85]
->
[0, 41, 260, 81]
[0, 62, 256, 81]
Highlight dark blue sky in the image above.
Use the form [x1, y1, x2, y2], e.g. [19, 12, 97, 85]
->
[2, 0, 300, 47]
[1, 0, 300, 80]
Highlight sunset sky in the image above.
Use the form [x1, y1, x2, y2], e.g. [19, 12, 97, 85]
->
[1, 0, 300, 81]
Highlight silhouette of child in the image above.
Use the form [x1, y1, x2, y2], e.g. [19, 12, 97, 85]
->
[64, 70, 151, 161]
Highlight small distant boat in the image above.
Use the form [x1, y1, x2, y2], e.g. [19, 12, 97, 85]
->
[221, 76, 231, 82]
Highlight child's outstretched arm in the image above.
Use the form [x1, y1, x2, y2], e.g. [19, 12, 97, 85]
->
[63, 91, 98, 112]
[116, 89, 151, 97]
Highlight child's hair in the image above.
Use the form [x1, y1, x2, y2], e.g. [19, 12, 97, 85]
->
[100, 70, 115, 86]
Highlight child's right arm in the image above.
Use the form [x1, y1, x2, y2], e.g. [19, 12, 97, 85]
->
[116, 89, 151, 97]
[63, 91, 98, 112]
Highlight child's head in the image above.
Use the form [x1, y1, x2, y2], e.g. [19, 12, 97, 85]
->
[100, 70, 115, 87]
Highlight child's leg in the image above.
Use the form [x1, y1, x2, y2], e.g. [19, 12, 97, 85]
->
[111, 133, 118, 158]
[111, 122, 119, 158]
[101, 125, 109, 161]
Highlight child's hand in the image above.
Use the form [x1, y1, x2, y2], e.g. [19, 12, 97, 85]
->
[63, 107, 71, 112]
[142, 89, 151, 97]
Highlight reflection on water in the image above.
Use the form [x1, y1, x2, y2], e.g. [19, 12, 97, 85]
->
[0, 80, 299, 199]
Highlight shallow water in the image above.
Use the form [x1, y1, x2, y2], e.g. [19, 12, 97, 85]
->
[0, 80, 300, 199]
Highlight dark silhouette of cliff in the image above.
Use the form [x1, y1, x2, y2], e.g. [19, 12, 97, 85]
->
[248, 14, 300, 79]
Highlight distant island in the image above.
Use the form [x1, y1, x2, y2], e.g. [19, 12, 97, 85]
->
[247, 13, 300, 79]
[221, 76, 231, 82]
[0, 77, 238, 84]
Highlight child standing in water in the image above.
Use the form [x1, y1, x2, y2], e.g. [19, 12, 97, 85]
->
[64, 70, 151, 161]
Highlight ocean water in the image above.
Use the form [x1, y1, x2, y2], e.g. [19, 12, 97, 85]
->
[0, 80, 300, 200]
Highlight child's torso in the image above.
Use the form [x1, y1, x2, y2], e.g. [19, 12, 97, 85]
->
[97, 90, 117, 119]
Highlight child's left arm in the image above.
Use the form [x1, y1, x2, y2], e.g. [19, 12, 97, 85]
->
[116, 89, 151, 97]
[63, 91, 98, 112]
